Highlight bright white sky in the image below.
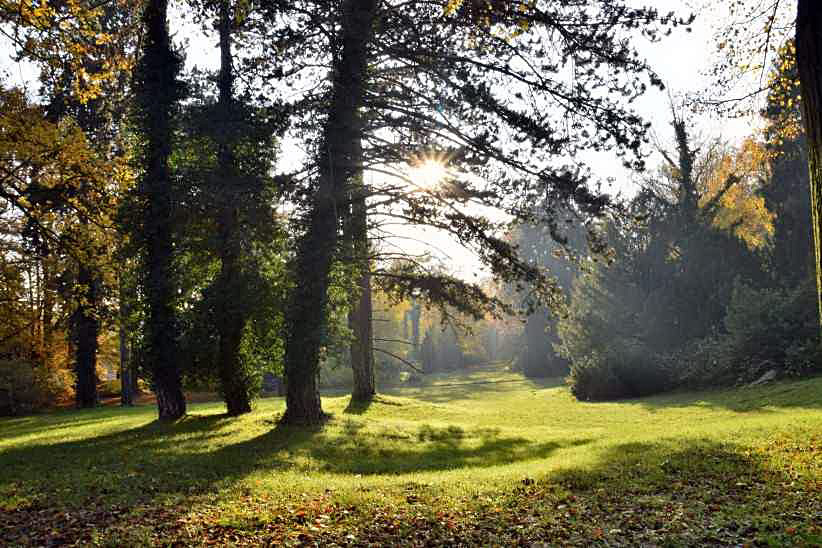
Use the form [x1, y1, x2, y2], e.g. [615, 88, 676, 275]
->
[1, 0, 780, 278]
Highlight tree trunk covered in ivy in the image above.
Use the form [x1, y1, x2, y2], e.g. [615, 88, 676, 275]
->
[282, 0, 378, 425]
[347, 177, 375, 402]
[74, 261, 99, 408]
[135, 0, 186, 420]
[215, 0, 252, 416]
[797, 0, 822, 330]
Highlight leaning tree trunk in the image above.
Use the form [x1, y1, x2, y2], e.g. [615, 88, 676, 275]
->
[281, 0, 378, 426]
[136, 0, 186, 420]
[74, 262, 99, 408]
[215, 0, 252, 416]
[797, 0, 822, 330]
[347, 179, 376, 402]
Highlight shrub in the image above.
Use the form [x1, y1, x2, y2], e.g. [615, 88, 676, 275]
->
[0, 360, 72, 415]
[567, 342, 672, 402]
[678, 279, 821, 387]
[567, 353, 624, 402]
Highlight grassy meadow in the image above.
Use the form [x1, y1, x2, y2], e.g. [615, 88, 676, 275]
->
[1, 365, 821, 546]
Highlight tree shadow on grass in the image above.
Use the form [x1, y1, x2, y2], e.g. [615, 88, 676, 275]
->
[634, 376, 822, 413]
[0, 410, 586, 519]
[305, 421, 588, 474]
[343, 395, 404, 415]
[537, 437, 822, 546]
[3, 414, 819, 546]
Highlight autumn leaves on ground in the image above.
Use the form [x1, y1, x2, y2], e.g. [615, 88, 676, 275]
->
[1, 365, 820, 546]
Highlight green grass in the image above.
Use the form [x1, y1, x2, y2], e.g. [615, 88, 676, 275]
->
[1, 365, 821, 545]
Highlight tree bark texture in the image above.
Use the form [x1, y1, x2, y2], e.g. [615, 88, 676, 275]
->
[797, 0, 822, 330]
[216, 0, 252, 416]
[348, 206, 376, 401]
[74, 263, 99, 408]
[137, 0, 186, 420]
[346, 174, 375, 402]
[281, 0, 378, 425]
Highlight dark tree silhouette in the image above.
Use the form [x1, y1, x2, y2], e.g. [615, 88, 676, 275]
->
[133, 0, 187, 420]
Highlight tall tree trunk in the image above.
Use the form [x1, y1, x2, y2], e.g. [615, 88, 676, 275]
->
[281, 0, 378, 426]
[348, 182, 375, 401]
[119, 275, 134, 406]
[136, 0, 186, 420]
[74, 262, 99, 408]
[797, 0, 822, 330]
[216, 0, 252, 416]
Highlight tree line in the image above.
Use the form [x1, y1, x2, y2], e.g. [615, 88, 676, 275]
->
[1, 0, 821, 421]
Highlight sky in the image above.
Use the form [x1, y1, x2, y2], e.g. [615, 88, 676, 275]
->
[0, 1, 784, 279]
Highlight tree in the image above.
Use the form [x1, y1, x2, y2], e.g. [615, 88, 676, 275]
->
[795, 0, 822, 325]
[507, 217, 583, 378]
[558, 118, 767, 399]
[272, 0, 688, 424]
[213, 0, 253, 416]
[279, 0, 379, 425]
[705, 0, 822, 329]
[762, 40, 812, 284]
[133, 0, 187, 420]
[344, 174, 375, 401]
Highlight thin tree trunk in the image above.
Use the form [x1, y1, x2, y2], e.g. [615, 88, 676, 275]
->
[137, 0, 186, 420]
[41, 257, 55, 368]
[349, 270, 376, 401]
[797, 0, 822, 330]
[216, 0, 252, 416]
[119, 275, 134, 406]
[346, 174, 375, 402]
[74, 262, 99, 408]
[410, 299, 421, 357]
[281, 0, 378, 426]
[348, 217, 375, 401]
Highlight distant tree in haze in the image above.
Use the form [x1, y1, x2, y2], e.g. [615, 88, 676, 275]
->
[507, 217, 584, 379]
[559, 119, 767, 400]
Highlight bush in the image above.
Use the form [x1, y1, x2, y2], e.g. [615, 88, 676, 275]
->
[567, 353, 624, 402]
[567, 342, 672, 402]
[0, 360, 73, 415]
[678, 279, 821, 387]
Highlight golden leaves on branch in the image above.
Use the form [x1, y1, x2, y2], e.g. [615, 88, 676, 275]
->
[699, 138, 773, 250]
[0, 85, 131, 261]
[1, 0, 137, 103]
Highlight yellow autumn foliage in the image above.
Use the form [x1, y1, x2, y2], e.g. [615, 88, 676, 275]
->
[1, 0, 138, 103]
[699, 138, 774, 250]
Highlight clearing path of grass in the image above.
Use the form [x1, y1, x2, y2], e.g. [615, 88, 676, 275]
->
[1, 365, 821, 546]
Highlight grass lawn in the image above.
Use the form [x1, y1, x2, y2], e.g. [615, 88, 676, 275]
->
[1, 365, 821, 546]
